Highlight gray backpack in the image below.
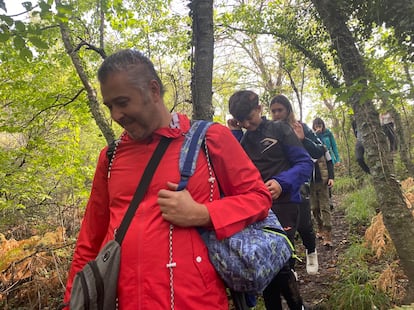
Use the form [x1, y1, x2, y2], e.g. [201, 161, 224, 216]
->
[68, 137, 171, 310]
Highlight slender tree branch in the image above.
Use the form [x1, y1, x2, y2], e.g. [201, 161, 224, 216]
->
[73, 37, 106, 59]
[27, 88, 85, 124]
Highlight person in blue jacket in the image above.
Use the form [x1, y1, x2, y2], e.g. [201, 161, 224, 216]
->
[312, 117, 341, 165]
[228, 90, 313, 310]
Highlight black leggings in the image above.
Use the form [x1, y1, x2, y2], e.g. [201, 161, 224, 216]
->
[355, 140, 370, 174]
[297, 200, 316, 253]
[263, 265, 304, 310]
[271, 203, 300, 241]
[382, 123, 397, 152]
[264, 203, 304, 309]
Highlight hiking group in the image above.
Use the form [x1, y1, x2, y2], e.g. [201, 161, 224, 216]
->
[62, 49, 341, 310]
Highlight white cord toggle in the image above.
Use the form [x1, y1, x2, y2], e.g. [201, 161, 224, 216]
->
[166, 262, 177, 268]
[208, 177, 215, 183]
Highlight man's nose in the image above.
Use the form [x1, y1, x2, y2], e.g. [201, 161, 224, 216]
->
[110, 107, 123, 122]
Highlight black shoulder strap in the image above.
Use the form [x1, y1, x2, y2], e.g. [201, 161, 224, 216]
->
[115, 137, 172, 244]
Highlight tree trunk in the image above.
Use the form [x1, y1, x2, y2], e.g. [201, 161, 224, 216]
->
[56, 0, 115, 144]
[388, 107, 414, 177]
[311, 0, 414, 302]
[190, 0, 214, 120]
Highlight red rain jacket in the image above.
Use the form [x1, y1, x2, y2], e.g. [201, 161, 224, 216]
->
[64, 114, 271, 309]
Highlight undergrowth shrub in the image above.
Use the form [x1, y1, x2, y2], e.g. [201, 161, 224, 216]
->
[365, 213, 396, 260]
[333, 176, 360, 194]
[340, 182, 378, 227]
[328, 241, 391, 310]
[0, 227, 72, 309]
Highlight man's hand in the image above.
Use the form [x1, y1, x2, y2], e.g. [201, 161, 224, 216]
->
[157, 182, 211, 227]
[327, 179, 334, 187]
[265, 179, 282, 200]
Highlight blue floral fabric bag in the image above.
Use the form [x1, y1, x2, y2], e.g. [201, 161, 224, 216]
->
[199, 209, 292, 293]
[178, 120, 293, 294]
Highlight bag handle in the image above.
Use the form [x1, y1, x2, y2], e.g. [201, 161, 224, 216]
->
[115, 136, 172, 245]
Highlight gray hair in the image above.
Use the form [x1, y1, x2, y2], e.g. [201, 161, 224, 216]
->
[97, 49, 165, 96]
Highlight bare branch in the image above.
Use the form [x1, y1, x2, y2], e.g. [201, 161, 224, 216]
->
[27, 88, 85, 124]
[73, 37, 106, 59]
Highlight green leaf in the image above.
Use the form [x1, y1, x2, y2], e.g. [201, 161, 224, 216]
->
[19, 46, 33, 60]
[38, 0, 51, 12]
[0, 32, 10, 42]
[22, 2, 33, 11]
[0, 14, 14, 26]
[56, 3, 73, 15]
[28, 36, 49, 49]
[13, 35, 26, 49]
[15, 20, 26, 32]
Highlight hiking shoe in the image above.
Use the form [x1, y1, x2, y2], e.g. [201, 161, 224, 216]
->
[291, 269, 299, 281]
[322, 231, 333, 247]
[306, 250, 319, 275]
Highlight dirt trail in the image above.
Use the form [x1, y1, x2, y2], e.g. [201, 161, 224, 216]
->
[294, 196, 350, 309]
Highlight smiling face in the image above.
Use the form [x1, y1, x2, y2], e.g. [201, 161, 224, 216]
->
[236, 106, 263, 131]
[228, 90, 263, 131]
[100, 71, 163, 141]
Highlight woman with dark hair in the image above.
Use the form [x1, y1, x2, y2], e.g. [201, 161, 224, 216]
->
[312, 117, 341, 165]
[270, 95, 325, 275]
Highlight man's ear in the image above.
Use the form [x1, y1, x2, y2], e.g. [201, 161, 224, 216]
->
[257, 105, 263, 113]
[148, 79, 161, 97]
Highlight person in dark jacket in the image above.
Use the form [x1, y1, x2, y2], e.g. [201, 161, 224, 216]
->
[310, 148, 335, 246]
[270, 94, 325, 275]
[228, 90, 313, 310]
[380, 111, 397, 152]
[352, 118, 370, 174]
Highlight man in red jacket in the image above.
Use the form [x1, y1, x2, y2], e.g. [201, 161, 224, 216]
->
[63, 49, 272, 309]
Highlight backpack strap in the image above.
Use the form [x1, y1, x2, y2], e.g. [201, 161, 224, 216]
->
[115, 137, 172, 244]
[177, 120, 214, 191]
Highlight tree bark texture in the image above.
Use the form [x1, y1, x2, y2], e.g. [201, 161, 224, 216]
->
[397, 121, 414, 177]
[388, 107, 414, 177]
[311, 0, 414, 302]
[190, 0, 214, 120]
